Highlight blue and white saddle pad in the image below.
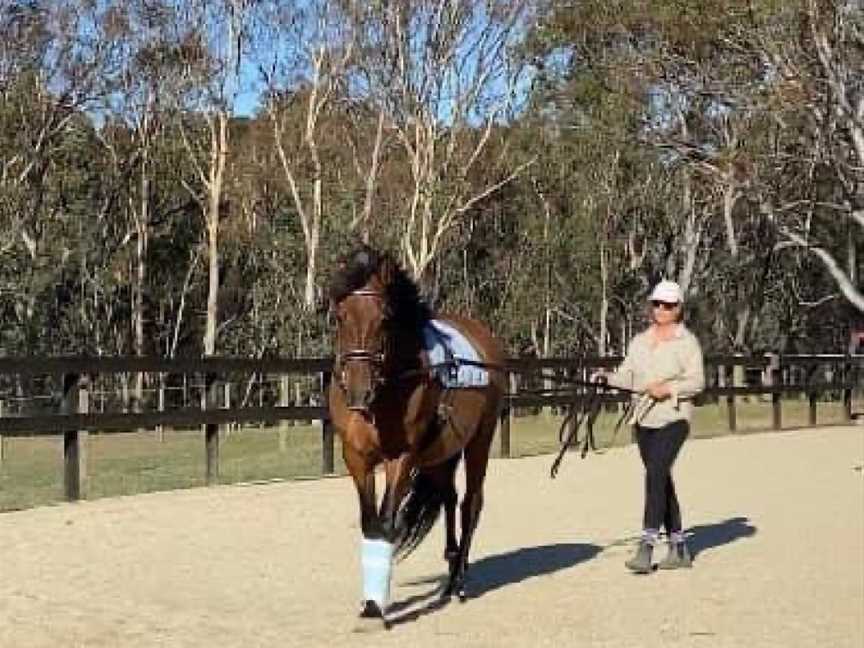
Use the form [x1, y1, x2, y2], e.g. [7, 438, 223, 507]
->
[422, 319, 489, 388]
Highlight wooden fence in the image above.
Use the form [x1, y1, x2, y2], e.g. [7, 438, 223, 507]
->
[0, 354, 859, 502]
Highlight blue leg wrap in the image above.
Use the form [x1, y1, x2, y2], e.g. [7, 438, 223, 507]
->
[361, 538, 394, 608]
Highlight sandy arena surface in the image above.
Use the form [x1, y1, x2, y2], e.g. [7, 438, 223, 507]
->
[0, 426, 861, 648]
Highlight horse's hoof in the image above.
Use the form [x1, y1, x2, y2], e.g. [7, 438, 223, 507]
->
[353, 601, 389, 633]
[457, 588, 468, 603]
[358, 600, 384, 619]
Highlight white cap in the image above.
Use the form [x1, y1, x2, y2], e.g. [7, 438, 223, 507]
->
[649, 280, 683, 304]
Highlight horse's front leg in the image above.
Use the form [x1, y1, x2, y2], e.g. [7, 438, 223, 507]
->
[343, 444, 391, 623]
[379, 453, 415, 544]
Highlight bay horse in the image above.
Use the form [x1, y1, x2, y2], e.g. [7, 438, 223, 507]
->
[327, 245, 506, 624]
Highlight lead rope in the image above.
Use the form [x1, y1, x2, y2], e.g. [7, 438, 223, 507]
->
[549, 385, 636, 479]
[391, 356, 638, 479]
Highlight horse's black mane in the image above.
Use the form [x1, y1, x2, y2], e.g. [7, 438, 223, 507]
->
[329, 244, 431, 327]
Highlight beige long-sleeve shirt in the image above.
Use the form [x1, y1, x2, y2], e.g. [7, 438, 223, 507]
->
[606, 325, 705, 428]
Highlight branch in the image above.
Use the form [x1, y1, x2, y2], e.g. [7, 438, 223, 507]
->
[777, 228, 864, 312]
[797, 294, 838, 308]
[170, 245, 202, 358]
[353, 109, 386, 236]
[453, 157, 536, 218]
[177, 120, 210, 190]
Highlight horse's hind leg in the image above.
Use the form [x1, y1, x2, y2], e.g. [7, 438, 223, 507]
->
[394, 455, 459, 565]
[439, 454, 461, 562]
[445, 414, 495, 601]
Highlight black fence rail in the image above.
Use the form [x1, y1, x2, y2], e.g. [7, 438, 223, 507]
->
[0, 354, 860, 502]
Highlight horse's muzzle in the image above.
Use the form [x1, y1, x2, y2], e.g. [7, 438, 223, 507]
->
[339, 350, 384, 411]
[345, 387, 375, 411]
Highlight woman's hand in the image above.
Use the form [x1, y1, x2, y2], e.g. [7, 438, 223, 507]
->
[646, 381, 671, 400]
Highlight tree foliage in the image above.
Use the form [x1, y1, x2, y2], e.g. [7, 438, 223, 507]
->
[0, 0, 859, 358]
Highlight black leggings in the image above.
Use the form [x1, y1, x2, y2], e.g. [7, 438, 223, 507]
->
[635, 420, 689, 534]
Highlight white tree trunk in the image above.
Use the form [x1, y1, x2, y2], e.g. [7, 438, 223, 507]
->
[599, 242, 609, 357]
[779, 228, 864, 312]
[203, 113, 229, 357]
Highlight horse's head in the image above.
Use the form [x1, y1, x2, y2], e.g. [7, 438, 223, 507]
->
[330, 246, 397, 411]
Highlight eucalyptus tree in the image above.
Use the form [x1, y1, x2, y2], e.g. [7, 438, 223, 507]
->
[0, 0, 125, 353]
[520, 0, 815, 353]
[96, 1, 178, 361]
[747, 0, 864, 313]
[254, 0, 356, 312]
[342, 0, 535, 283]
[158, 0, 256, 356]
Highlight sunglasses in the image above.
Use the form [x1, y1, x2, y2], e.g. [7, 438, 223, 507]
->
[651, 300, 679, 310]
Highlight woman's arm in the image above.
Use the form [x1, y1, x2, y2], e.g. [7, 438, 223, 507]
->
[605, 338, 639, 391]
[668, 335, 705, 406]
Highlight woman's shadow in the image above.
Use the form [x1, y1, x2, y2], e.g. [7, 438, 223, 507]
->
[387, 543, 601, 625]
[387, 518, 756, 626]
[687, 516, 757, 560]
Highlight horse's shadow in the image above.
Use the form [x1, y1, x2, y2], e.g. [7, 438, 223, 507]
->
[387, 543, 601, 626]
[687, 516, 757, 560]
[465, 542, 602, 596]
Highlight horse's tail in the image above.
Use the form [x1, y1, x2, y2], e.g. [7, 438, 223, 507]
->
[393, 469, 445, 562]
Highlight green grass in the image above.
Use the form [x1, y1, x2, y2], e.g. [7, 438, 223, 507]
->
[0, 396, 853, 512]
[0, 424, 350, 512]
[501, 396, 853, 457]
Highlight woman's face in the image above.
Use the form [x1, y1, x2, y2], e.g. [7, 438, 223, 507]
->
[651, 300, 681, 325]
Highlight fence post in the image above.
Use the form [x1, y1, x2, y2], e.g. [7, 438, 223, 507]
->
[808, 391, 818, 426]
[278, 374, 290, 453]
[223, 381, 232, 437]
[0, 399, 5, 465]
[726, 362, 737, 433]
[79, 375, 90, 498]
[498, 371, 514, 458]
[843, 355, 853, 422]
[258, 372, 266, 429]
[203, 373, 220, 486]
[768, 353, 782, 431]
[156, 372, 166, 442]
[61, 373, 87, 501]
[320, 370, 335, 474]
[853, 354, 863, 420]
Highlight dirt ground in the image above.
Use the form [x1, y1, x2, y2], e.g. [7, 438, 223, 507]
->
[0, 426, 861, 648]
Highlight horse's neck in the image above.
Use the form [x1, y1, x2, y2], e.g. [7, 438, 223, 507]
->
[390, 324, 425, 372]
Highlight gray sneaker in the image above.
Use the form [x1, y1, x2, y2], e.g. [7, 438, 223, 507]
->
[625, 540, 654, 574]
[657, 542, 692, 569]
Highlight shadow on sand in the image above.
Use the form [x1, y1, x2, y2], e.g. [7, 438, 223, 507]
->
[687, 516, 757, 560]
[387, 542, 601, 626]
[384, 519, 757, 626]
[465, 542, 602, 597]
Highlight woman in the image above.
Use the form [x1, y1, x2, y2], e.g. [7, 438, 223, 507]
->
[598, 280, 705, 574]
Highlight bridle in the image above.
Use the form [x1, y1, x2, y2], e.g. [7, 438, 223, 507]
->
[335, 288, 390, 396]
